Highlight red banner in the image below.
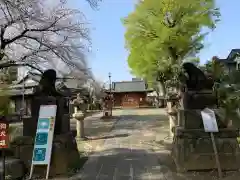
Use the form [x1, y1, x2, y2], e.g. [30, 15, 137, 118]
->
[0, 121, 9, 149]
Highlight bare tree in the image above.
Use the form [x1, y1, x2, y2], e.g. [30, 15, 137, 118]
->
[86, 0, 102, 9]
[0, 0, 95, 77]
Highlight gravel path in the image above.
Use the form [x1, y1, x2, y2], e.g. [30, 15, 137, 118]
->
[72, 108, 172, 180]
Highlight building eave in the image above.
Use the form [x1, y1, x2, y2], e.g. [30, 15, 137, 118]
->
[110, 89, 153, 93]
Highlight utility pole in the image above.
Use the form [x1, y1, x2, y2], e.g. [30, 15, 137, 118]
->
[108, 72, 112, 116]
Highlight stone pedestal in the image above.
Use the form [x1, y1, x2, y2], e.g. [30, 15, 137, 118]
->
[0, 157, 26, 179]
[172, 90, 240, 172]
[10, 133, 80, 177]
[73, 108, 85, 139]
[172, 127, 240, 172]
[178, 109, 228, 129]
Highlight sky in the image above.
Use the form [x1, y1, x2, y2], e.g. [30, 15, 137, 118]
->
[68, 0, 240, 83]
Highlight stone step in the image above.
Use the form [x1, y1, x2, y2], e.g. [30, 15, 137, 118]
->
[0, 157, 26, 179]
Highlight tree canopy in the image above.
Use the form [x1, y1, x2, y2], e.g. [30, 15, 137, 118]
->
[0, 0, 102, 81]
[123, 0, 220, 84]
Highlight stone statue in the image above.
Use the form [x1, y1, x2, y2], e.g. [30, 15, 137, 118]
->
[34, 69, 62, 96]
[180, 62, 224, 127]
[182, 62, 214, 91]
[31, 69, 66, 135]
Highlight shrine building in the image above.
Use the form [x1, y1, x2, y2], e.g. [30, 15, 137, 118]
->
[110, 78, 153, 108]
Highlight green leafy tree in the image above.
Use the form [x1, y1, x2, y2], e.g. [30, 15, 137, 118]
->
[200, 56, 226, 81]
[200, 56, 240, 127]
[213, 70, 240, 126]
[123, 0, 220, 91]
[184, 57, 200, 66]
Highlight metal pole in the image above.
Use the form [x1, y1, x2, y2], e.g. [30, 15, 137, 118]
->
[108, 73, 111, 93]
[108, 73, 112, 116]
[2, 149, 5, 180]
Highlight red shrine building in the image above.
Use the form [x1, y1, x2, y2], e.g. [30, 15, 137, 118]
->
[110, 78, 153, 108]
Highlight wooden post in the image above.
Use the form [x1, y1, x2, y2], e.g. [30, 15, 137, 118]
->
[2, 149, 5, 180]
[210, 133, 223, 179]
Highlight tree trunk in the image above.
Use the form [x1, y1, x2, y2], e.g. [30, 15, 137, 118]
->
[158, 81, 166, 96]
[167, 101, 177, 137]
[156, 81, 166, 107]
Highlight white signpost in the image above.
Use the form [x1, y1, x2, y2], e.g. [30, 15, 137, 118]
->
[29, 105, 57, 180]
[201, 108, 222, 179]
[201, 108, 219, 132]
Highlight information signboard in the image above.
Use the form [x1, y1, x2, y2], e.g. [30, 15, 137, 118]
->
[30, 105, 57, 179]
[0, 121, 9, 149]
[201, 108, 219, 132]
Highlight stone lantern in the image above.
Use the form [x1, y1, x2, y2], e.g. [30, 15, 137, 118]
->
[102, 93, 112, 118]
[72, 93, 87, 139]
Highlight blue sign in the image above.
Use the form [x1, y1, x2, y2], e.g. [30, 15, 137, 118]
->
[37, 118, 50, 130]
[33, 148, 46, 161]
[31, 105, 57, 165]
[35, 132, 48, 145]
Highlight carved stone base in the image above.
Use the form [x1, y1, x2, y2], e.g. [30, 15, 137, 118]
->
[172, 127, 240, 172]
[0, 157, 26, 179]
[10, 133, 80, 177]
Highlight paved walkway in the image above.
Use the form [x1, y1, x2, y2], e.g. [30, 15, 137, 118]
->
[71, 109, 175, 180]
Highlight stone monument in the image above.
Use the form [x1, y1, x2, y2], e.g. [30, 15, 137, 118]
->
[10, 69, 80, 177]
[171, 63, 240, 172]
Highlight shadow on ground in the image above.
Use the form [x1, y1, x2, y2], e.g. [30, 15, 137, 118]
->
[85, 133, 129, 140]
[71, 117, 119, 137]
[114, 114, 168, 130]
[119, 114, 167, 121]
[71, 114, 168, 138]
[71, 148, 176, 180]
[72, 147, 240, 180]
[72, 132, 129, 141]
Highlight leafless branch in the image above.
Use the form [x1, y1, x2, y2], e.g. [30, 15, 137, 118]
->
[86, 0, 102, 10]
[0, 0, 93, 81]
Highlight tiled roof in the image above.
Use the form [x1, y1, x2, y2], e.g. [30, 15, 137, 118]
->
[15, 73, 81, 89]
[112, 80, 149, 92]
[216, 58, 236, 64]
[227, 49, 240, 60]
[8, 88, 34, 96]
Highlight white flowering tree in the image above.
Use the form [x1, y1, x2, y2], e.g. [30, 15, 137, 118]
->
[0, 0, 101, 79]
